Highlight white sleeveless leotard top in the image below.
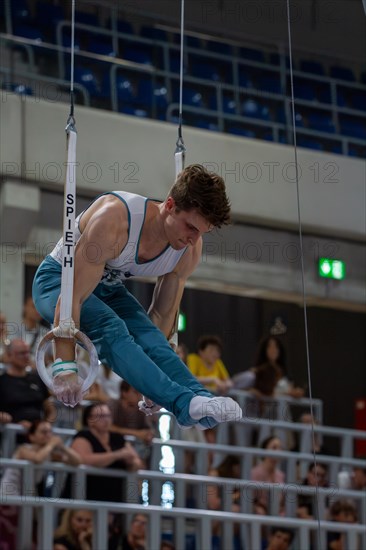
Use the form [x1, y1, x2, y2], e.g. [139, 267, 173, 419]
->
[50, 191, 187, 285]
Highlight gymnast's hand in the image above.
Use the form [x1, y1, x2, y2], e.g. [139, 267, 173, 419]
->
[53, 372, 83, 407]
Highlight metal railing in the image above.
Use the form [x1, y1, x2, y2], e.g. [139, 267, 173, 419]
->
[1, 459, 366, 550]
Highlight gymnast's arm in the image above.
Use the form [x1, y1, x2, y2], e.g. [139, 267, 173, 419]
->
[54, 202, 128, 342]
[148, 238, 202, 340]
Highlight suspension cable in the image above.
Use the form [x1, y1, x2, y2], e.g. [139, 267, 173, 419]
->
[286, 0, 323, 545]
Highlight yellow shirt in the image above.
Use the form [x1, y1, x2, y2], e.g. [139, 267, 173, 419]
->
[187, 353, 230, 391]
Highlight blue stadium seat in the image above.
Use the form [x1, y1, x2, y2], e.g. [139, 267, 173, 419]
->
[297, 138, 324, 151]
[194, 119, 219, 131]
[73, 66, 99, 96]
[330, 65, 356, 82]
[238, 71, 254, 88]
[136, 79, 168, 111]
[13, 24, 44, 42]
[209, 94, 237, 114]
[119, 105, 148, 117]
[189, 58, 222, 82]
[361, 71, 366, 84]
[182, 88, 204, 107]
[242, 99, 271, 120]
[277, 107, 304, 128]
[115, 76, 135, 102]
[299, 60, 325, 76]
[258, 75, 282, 94]
[172, 85, 204, 108]
[318, 85, 331, 104]
[292, 81, 317, 102]
[227, 127, 256, 138]
[2, 82, 33, 96]
[340, 119, 366, 140]
[88, 39, 116, 58]
[307, 112, 336, 134]
[123, 46, 153, 66]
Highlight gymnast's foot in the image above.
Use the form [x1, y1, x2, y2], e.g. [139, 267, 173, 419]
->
[189, 395, 242, 423]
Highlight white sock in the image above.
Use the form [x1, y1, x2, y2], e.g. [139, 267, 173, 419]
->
[189, 396, 242, 423]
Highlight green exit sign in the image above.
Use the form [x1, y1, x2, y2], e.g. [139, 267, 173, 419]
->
[318, 258, 346, 280]
[178, 312, 186, 331]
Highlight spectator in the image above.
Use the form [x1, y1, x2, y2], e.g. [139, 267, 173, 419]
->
[327, 499, 358, 550]
[292, 412, 327, 455]
[264, 527, 294, 550]
[121, 513, 147, 550]
[250, 436, 285, 513]
[0, 310, 10, 371]
[254, 335, 304, 399]
[0, 339, 55, 429]
[207, 454, 241, 512]
[187, 335, 232, 395]
[0, 420, 80, 498]
[108, 381, 156, 466]
[161, 542, 175, 550]
[352, 466, 366, 490]
[17, 296, 49, 367]
[297, 462, 329, 519]
[54, 509, 93, 550]
[66, 403, 143, 502]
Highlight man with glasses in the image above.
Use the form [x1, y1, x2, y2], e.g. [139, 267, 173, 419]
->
[0, 339, 55, 429]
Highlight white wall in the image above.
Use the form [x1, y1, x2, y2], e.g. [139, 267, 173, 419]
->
[2, 93, 365, 239]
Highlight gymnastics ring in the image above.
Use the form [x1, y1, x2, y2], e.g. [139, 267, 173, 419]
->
[36, 328, 99, 394]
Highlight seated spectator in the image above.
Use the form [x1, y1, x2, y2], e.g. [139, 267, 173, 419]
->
[54, 509, 93, 550]
[264, 527, 294, 550]
[121, 513, 147, 550]
[0, 421, 79, 550]
[207, 454, 241, 512]
[65, 403, 143, 502]
[297, 462, 329, 519]
[292, 412, 327, 455]
[187, 335, 232, 395]
[0, 339, 55, 430]
[0, 420, 80, 498]
[327, 499, 358, 550]
[108, 381, 156, 466]
[250, 436, 286, 513]
[16, 296, 49, 367]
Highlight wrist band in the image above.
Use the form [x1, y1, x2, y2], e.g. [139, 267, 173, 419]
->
[52, 359, 78, 378]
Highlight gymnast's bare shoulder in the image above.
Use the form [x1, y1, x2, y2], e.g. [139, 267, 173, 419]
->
[78, 194, 129, 262]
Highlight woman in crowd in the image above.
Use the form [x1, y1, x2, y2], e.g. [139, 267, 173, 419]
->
[250, 436, 286, 513]
[54, 509, 93, 550]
